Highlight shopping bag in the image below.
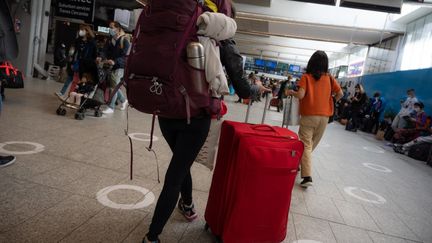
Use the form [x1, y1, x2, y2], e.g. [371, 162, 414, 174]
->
[195, 119, 223, 170]
[283, 96, 300, 126]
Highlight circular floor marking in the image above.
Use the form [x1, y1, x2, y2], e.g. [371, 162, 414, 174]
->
[129, 133, 159, 142]
[344, 186, 387, 204]
[96, 185, 155, 210]
[362, 163, 392, 173]
[363, 146, 385, 154]
[293, 240, 322, 243]
[0, 141, 45, 155]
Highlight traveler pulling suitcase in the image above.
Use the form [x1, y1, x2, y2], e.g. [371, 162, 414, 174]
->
[205, 93, 304, 243]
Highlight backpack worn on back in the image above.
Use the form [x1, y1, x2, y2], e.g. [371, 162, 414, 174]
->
[125, 1, 211, 123]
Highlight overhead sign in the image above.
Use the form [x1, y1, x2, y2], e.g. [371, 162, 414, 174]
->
[56, 0, 96, 23]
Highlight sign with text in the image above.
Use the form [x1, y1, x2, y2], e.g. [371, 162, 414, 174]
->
[56, 0, 95, 23]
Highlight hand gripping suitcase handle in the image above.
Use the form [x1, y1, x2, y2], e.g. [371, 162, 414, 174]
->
[245, 91, 271, 124]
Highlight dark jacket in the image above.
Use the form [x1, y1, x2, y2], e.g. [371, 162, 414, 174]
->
[103, 35, 130, 70]
[220, 38, 258, 99]
[72, 38, 98, 80]
[277, 80, 289, 100]
[351, 92, 367, 111]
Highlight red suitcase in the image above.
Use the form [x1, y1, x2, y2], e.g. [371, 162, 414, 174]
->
[205, 95, 304, 243]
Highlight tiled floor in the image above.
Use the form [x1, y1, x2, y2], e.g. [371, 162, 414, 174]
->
[1, 78, 432, 243]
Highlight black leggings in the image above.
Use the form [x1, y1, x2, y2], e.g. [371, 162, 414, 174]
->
[147, 116, 211, 240]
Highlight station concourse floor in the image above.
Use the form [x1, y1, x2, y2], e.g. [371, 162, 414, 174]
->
[1, 78, 432, 243]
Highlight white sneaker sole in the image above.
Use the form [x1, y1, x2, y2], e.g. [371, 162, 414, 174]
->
[0, 157, 16, 168]
[300, 182, 313, 188]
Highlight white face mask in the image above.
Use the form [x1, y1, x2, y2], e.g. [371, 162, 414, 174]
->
[78, 30, 86, 37]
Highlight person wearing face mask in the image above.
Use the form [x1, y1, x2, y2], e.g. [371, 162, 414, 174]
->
[346, 84, 367, 132]
[392, 102, 430, 144]
[99, 21, 129, 114]
[391, 89, 419, 131]
[56, 25, 98, 98]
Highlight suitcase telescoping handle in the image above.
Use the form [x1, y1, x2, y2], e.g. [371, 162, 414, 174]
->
[245, 91, 271, 124]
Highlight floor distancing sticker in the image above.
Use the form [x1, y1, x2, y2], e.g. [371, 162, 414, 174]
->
[129, 133, 159, 142]
[96, 184, 155, 210]
[344, 186, 387, 204]
[362, 163, 392, 173]
[0, 141, 45, 155]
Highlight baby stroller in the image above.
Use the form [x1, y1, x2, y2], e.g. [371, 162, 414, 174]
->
[56, 64, 113, 120]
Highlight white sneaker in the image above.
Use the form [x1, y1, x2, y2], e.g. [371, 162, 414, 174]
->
[120, 100, 128, 110]
[102, 107, 114, 114]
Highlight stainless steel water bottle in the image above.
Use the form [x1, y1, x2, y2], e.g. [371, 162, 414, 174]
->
[187, 42, 207, 93]
[187, 42, 205, 70]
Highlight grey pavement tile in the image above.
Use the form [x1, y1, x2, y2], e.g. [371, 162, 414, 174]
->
[290, 191, 309, 216]
[60, 208, 147, 243]
[28, 161, 97, 188]
[191, 163, 213, 192]
[283, 213, 297, 243]
[1, 195, 104, 242]
[367, 231, 411, 243]
[310, 180, 345, 200]
[303, 194, 344, 224]
[397, 212, 432, 243]
[0, 154, 64, 180]
[329, 223, 373, 243]
[0, 184, 70, 233]
[364, 205, 420, 241]
[292, 213, 337, 243]
[0, 175, 37, 203]
[332, 199, 381, 232]
[62, 167, 129, 198]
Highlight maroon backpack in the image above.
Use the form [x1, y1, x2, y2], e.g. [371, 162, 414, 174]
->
[125, 1, 212, 123]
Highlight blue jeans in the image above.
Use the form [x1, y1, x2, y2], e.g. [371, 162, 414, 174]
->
[60, 75, 73, 95]
[108, 69, 126, 109]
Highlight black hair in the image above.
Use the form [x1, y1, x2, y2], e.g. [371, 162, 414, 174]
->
[306, 51, 329, 81]
[373, 92, 381, 98]
[407, 89, 415, 93]
[414, 102, 424, 109]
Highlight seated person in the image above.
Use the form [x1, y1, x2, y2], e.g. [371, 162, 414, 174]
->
[393, 130, 432, 154]
[392, 102, 430, 144]
[67, 73, 94, 106]
[392, 89, 418, 131]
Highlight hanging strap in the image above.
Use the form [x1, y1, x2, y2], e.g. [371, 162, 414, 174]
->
[179, 86, 191, 124]
[125, 107, 160, 183]
[146, 112, 160, 183]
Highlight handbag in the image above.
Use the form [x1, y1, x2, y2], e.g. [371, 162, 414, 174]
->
[282, 95, 300, 126]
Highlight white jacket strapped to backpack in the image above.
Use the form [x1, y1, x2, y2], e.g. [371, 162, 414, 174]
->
[196, 12, 237, 98]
